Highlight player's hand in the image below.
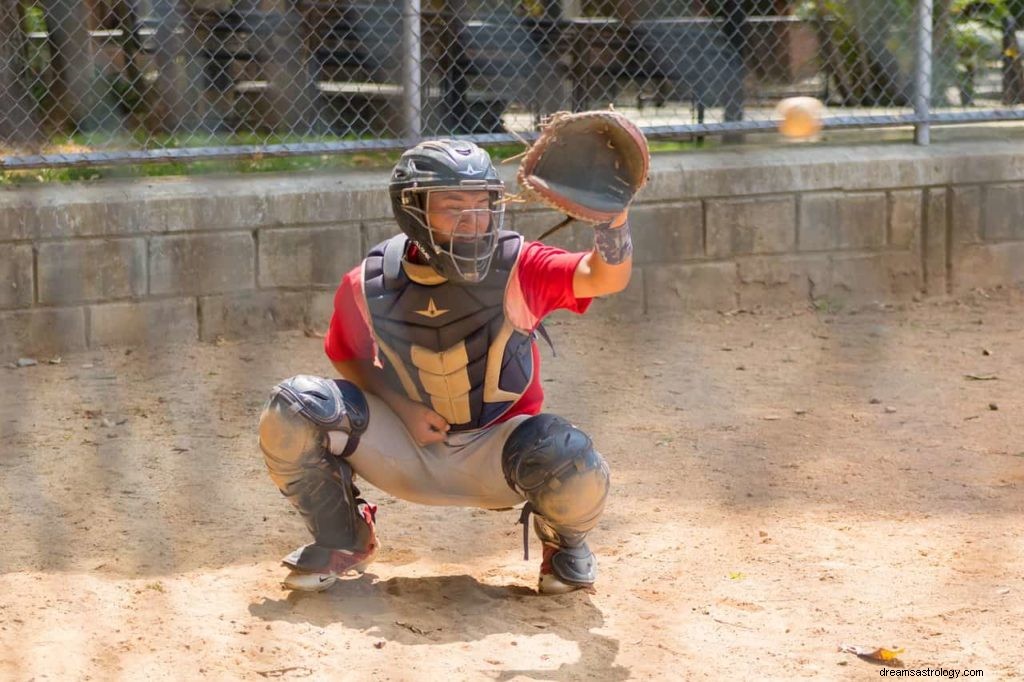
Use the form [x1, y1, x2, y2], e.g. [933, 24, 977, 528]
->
[395, 398, 450, 446]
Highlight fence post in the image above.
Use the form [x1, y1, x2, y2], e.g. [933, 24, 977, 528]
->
[402, 0, 423, 142]
[914, 0, 933, 145]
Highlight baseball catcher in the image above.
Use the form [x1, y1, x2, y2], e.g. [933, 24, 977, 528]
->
[258, 112, 648, 595]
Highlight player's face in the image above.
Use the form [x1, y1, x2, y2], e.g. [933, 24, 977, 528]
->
[425, 190, 493, 245]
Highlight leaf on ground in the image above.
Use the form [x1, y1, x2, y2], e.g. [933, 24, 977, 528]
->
[838, 643, 905, 667]
[256, 666, 312, 678]
[395, 620, 429, 635]
[964, 373, 998, 380]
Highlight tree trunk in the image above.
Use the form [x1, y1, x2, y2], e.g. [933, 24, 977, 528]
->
[440, 0, 470, 133]
[718, 0, 747, 126]
[847, 0, 912, 105]
[263, 0, 324, 135]
[529, 0, 568, 120]
[40, 0, 103, 133]
[1002, 16, 1024, 105]
[815, 0, 854, 104]
[0, 0, 39, 146]
[149, 0, 204, 134]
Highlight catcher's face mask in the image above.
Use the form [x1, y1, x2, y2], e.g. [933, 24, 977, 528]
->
[399, 185, 505, 284]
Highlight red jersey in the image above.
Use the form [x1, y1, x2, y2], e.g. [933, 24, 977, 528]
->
[324, 240, 592, 424]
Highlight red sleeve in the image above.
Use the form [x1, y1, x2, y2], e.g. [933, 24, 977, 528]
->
[515, 241, 593, 321]
[323, 266, 374, 362]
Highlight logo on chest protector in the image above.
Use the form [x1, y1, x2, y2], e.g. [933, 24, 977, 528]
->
[414, 298, 449, 319]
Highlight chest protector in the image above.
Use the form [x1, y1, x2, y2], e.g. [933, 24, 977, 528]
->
[362, 231, 534, 432]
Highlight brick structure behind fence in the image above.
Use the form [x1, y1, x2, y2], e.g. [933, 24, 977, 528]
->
[3, 139, 1024, 357]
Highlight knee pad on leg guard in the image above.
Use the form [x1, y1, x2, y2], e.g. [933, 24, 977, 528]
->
[261, 375, 368, 458]
[502, 414, 610, 584]
[258, 375, 372, 552]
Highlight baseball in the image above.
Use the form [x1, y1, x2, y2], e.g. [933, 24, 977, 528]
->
[775, 96, 824, 139]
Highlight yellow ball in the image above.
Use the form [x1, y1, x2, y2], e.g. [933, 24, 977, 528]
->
[775, 97, 824, 139]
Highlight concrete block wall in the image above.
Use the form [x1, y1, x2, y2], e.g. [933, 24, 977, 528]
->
[3, 140, 1024, 356]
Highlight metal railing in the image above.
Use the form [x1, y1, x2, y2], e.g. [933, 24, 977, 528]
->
[1, 0, 1023, 169]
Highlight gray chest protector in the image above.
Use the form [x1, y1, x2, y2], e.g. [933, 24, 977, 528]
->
[362, 231, 533, 431]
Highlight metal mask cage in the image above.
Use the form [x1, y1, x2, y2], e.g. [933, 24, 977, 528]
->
[398, 185, 506, 282]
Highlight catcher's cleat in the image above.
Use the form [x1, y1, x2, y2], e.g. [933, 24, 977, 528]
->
[281, 503, 379, 592]
[538, 544, 594, 595]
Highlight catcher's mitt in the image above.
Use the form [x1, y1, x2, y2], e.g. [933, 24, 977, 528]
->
[517, 110, 650, 224]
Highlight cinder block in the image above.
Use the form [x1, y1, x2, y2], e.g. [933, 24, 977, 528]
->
[587, 268, 646, 317]
[981, 184, 1024, 241]
[950, 150, 1024, 185]
[511, 211, 589, 252]
[681, 154, 816, 198]
[828, 252, 923, 302]
[348, 188, 397, 223]
[199, 290, 308, 341]
[950, 186, 982, 245]
[89, 298, 198, 347]
[799, 192, 886, 252]
[924, 188, 948, 295]
[0, 203, 30, 241]
[259, 226, 362, 288]
[94, 192, 259, 236]
[194, 193, 268, 231]
[130, 196, 199, 233]
[30, 199, 112, 239]
[629, 202, 703, 264]
[841, 157, 935, 190]
[952, 242, 1024, 291]
[706, 196, 795, 258]
[149, 233, 255, 296]
[0, 244, 34, 309]
[641, 164, 685, 203]
[645, 262, 738, 312]
[836, 192, 887, 250]
[737, 254, 830, 308]
[889, 190, 922, 249]
[265, 188, 390, 227]
[37, 238, 146, 305]
[307, 290, 337, 332]
[0, 307, 87, 357]
[363, 220, 401, 252]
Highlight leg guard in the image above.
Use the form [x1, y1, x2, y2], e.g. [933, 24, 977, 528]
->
[258, 375, 373, 562]
[502, 414, 610, 586]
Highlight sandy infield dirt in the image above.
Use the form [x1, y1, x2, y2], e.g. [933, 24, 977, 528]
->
[1, 291, 1022, 681]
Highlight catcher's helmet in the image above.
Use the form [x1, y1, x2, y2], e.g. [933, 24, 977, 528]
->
[389, 139, 505, 284]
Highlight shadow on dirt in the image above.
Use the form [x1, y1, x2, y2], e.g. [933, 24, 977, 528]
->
[248, 573, 629, 681]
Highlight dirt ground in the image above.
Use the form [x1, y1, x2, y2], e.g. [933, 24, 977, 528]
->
[1, 289, 1023, 681]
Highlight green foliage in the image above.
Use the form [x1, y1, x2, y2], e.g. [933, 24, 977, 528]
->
[952, 0, 1024, 24]
[950, 19, 1001, 70]
[0, 138, 703, 184]
[21, 3, 45, 32]
[21, 4, 52, 116]
[804, 0, 1006, 105]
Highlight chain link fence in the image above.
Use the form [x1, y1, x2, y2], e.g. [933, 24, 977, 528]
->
[2, 0, 1024, 168]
